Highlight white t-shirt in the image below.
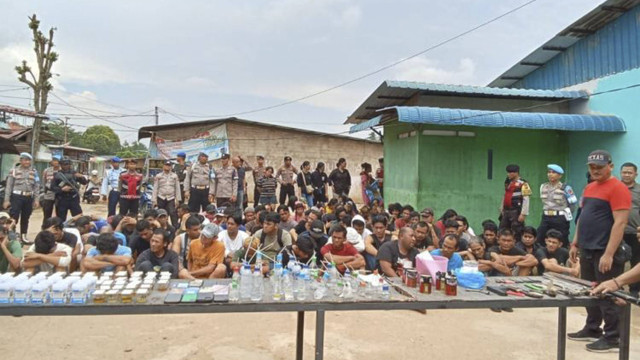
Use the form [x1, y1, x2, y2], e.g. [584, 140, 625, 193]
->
[219, 230, 249, 256]
[23, 242, 73, 271]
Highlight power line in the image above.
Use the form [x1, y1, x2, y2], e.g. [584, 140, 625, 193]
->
[157, 0, 538, 119]
[50, 93, 141, 130]
[51, 88, 149, 114]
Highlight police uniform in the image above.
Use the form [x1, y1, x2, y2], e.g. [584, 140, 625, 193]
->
[500, 164, 531, 240]
[101, 157, 125, 217]
[173, 152, 188, 204]
[184, 154, 214, 213]
[214, 162, 239, 208]
[276, 162, 298, 205]
[537, 164, 577, 247]
[41, 160, 60, 226]
[118, 169, 144, 216]
[153, 164, 181, 226]
[4, 153, 40, 239]
[52, 158, 87, 221]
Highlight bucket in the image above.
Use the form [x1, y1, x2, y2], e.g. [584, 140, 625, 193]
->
[416, 255, 449, 284]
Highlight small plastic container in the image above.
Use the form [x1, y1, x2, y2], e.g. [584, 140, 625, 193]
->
[0, 272, 15, 282]
[30, 282, 49, 304]
[131, 271, 144, 278]
[70, 282, 88, 304]
[111, 284, 125, 292]
[139, 284, 152, 291]
[69, 271, 83, 278]
[134, 288, 149, 303]
[159, 271, 171, 278]
[50, 282, 68, 304]
[32, 272, 48, 282]
[102, 271, 114, 279]
[106, 289, 120, 304]
[66, 276, 82, 285]
[156, 279, 169, 291]
[114, 277, 128, 285]
[12, 282, 31, 304]
[125, 283, 139, 290]
[49, 272, 66, 282]
[115, 271, 128, 278]
[101, 280, 114, 288]
[0, 282, 14, 304]
[120, 289, 134, 303]
[91, 289, 106, 304]
[15, 272, 31, 281]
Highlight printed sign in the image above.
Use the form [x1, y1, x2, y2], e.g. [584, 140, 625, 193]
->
[150, 124, 229, 162]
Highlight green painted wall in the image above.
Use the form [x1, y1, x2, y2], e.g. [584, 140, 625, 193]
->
[384, 123, 569, 231]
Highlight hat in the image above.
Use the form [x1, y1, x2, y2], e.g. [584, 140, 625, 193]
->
[60, 157, 72, 165]
[547, 164, 564, 175]
[221, 153, 230, 160]
[215, 208, 226, 217]
[294, 201, 304, 208]
[205, 204, 217, 214]
[91, 170, 98, 176]
[19, 152, 32, 160]
[421, 207, 434, 216]
[201, 223, 220, 238]
[111, 156, 121, 163]
[309, 220, 325, 238]
[587, 150, 612, 166]
[0, 212, 10, 219]
[177, 152, 186, 158]
[52, 155, 61, 161]
[198, 152, 209, 158]
[256, 155, 264, 160]
[505, 164, 520, 173]
[164, 160, 172, 165]
[157, 209, 168, 217]
[244, 206, 255, 214]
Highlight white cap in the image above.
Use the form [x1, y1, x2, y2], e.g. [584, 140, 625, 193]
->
[201, 223, 220, 238]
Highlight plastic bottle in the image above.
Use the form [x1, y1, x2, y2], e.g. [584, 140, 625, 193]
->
[297, 273, 308, 301]
[314, 272, 329, 300]
[329, 262, 338, 284]
[240, 263, 252, 300]
[250, 266, 263, 302]
[255, 252, 263, 271]
[229, 279, 239, 302]
[282, 269, 294, 301]
[309, 256, 318, 278]
[380, 277, 390, 300]
[231, 266, 240, 285]
[272, 263, 283, 301]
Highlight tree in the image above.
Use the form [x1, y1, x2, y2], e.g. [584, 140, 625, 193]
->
[44, 121, 82, 145]
[116, 141, 148, 159]
[15, 14, 58, 158]
[367, 131, 381, 142]
[80, 125, 121, 155]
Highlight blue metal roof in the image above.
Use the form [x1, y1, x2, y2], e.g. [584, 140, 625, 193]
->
[348, 115, 383, 134]
[352, 106, 625, 133]
[385, 80, 588, 99]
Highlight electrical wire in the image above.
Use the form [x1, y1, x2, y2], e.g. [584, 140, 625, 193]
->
[50, 92, 141, 130]
[51, 88, 149, 114]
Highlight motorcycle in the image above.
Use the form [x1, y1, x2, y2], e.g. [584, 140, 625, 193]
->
[83, 186, 101, 204]
[139, 182, 154, 215]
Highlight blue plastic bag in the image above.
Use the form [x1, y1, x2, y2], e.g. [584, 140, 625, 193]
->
[454, 269, 487, 289]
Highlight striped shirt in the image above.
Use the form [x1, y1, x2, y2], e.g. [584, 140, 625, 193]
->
[258, 176, 278, 197]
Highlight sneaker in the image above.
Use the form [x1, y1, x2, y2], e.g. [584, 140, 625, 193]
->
[586, 337, 619, 353]
[567, 329, 602, 342]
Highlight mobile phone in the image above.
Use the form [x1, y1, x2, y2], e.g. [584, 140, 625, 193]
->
[196, 287, 215, 303]
[164, 289, 184, 304]
[172, 282, 189, 289]
[213, 284, 229, 303]
[181, 287, 200, 303]
[189, 279, 204, 288]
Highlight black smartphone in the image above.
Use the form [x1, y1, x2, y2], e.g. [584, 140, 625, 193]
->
[197, 287, 215, 303]
[164, 289, 184, 304]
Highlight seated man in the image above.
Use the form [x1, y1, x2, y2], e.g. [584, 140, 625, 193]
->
[181, 223, 226, 279]
[516, 226, 542, 255]
[0, 226, 22, 273]
[321, 224, 365, 273]
[364, 216, 393, 271]
[43, 217, 81, 272]
[535, 229, 578, 276]
[172, 215, 202, 272]
[231, 236, 263, 271]
[128, 220, 155, 261]
[22, 231, 72, 273]
[413, 221, 437, 252]
[479, 220, 499, 249]
[488, 228, 538, 276]
[82, 233, 132, 273]
[114, 213, 138, 245]
[253, 212, 293, 265]
[277, 205, 298, 232]
[157, 209, 176, 242]
[377, 227, 419, 277]
[298, 219, 329, 256]
[219, 213, 249, 256]
[442, 219, 468, 251]
[466, 237, 511, 276]
[282, 233, 319, 268]
[431, 234, 464, 272]
[135, 229, 179, 278]
[325, 215, 365, 253]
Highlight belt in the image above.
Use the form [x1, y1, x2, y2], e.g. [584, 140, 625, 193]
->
[12, 191, 32, 196]
[192, 186, 209, 190]
[544, 210, 565, 216]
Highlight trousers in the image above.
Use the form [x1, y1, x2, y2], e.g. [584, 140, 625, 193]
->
[9, 194, 33, 235]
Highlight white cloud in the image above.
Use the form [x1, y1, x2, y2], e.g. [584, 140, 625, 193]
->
[249, 81, 368, 112]
[392, 57, 477, 85]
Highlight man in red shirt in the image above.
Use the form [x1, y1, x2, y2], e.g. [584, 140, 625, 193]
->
[321, 224, 364, 273]
[118, 159, 144, 216]
[568, 150, 631, 353]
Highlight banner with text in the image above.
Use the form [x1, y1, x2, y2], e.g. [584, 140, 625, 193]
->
[150, 124, 229, 162]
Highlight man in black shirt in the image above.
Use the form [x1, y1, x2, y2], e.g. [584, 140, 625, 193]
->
[128, 220, 154, 261]
[135, 229, 179, 278]
[488, 228, 538, 276]
[377, 227, 419, 277]
[328, 158, 351, 198]
[534, 229, 575, 276]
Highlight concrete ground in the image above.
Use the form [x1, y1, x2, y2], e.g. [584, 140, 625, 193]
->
[2, 202, 637, 360]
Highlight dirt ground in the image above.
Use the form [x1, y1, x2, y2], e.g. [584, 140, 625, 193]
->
[1, 202, 638, 360]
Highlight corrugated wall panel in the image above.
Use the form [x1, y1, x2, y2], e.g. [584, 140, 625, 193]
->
[513, 5, 640, 89]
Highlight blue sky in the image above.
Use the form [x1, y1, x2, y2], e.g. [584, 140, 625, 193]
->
[0, 0, 605, 143]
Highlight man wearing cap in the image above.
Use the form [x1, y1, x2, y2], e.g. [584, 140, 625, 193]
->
[101, 156, 125, 217]
[537, 164, 577, 247]
[181, 223, 227, 279]
[153, 160, 181, 226]
[568, 150, 631, 352]
[620, 162, 640, 297]
[3, 153, 40, 244]
[52, 157, 88, 221]
[41, 155, 61, 227]
[173, 152, 188, 204]
[276, 156, 298, 205]
[118, 159, 144, 216]
[214, 154, 238, 208]
[499, 164, 531, 241]
[184, 152, 214, 213]
[252, 155, 266, 206]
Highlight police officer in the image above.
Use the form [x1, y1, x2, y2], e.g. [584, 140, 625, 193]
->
[153, 160, 181, 226]
[499, 164, 531, 240]
[101, 156, 125, 217]
[537, 164, 577, 247]
[41, 155, 61, 227]
[3, 152, 40, 244]
[52, 157, 87, 221]
[173, 152, 188, 203]
[215, 154, 239, 208]
[184, 152, 214, 213]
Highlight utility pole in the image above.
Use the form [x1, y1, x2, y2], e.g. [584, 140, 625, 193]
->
[154, 106, 159, 126]
[64, 117, 69, 143]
